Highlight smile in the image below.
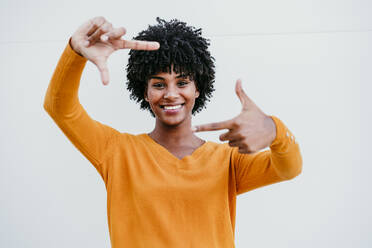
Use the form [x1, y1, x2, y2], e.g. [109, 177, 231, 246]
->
[164, 105, 182, 110]
[160, 103, 184, 110]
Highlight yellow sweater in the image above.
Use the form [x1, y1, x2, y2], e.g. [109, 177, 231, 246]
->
[44, 43, 302, 248]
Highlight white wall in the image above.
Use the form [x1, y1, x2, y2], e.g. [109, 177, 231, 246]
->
[1, 0, 371, 247]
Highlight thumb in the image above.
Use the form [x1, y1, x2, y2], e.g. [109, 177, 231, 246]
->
[95, 60, 110, 85]
[235, 79, 253, 110]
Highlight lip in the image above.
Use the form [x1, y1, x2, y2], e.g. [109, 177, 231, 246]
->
[160, 103, 185, 109]
[160, 103, 185, 114]
[160, 103, 185, 108]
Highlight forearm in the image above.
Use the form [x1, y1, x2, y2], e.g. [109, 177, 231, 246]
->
[44, 41, 87, 116]
[269, 116, 303, 180]
[43, 42, 119, 171]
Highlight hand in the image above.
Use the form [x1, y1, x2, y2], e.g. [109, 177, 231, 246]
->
[193, 80, 277, 154]
[70, 16, 160, 85]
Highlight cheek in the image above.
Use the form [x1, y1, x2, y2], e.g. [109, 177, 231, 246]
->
[185, 88, 199, 102]
[146, 90, 162, 105]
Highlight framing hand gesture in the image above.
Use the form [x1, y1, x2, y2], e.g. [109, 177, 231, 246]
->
[71, 16, 160, 85]
[193, 80, 277, 154]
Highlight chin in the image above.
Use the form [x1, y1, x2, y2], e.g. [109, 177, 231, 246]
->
[154, 110, 192, 127]
[158, 116, 187, 127]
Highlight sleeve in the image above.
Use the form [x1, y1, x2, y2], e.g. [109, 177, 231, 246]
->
[232, 116, 303, 195]
[43, 42, 120, 181]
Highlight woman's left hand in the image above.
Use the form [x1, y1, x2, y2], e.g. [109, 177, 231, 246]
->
[193, 80, 277, 154]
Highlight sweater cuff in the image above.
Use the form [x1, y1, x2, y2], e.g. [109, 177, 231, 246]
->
[269, 116, 297, 152]
[65, 38, 88, 63]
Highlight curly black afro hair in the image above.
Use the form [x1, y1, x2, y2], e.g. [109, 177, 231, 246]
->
[126, 17, 215, 115]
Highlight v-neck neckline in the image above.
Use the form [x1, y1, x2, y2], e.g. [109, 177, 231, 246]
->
[141, 133, 210, 164]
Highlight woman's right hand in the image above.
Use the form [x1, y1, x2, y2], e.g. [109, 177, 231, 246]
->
[71, 16, 160, 85]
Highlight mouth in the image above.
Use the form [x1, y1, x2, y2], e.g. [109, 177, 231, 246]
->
[160, 103, 185, 110]
[160, 103, 185, 114]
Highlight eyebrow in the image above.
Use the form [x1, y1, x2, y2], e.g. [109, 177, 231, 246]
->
[149, 74, 189, 80]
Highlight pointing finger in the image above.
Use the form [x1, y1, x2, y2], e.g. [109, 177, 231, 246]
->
[119, 39, 160, 50]
[192, 119, 234, 132]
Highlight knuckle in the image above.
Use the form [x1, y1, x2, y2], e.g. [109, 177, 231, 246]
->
[92, 22, 99, 29]
[101, 23, 110, 32]
[91, 16, 105, 26]
[119, 27, 126, 34]
[109, 29, 117, 36]
[211, 123, 218, 130]
[95, 16, 106, 23]
[228, 141, 236, 147]
[87, 19, 94, 27]
[201, 126, 209, 131]
[232, 119, 240, 128]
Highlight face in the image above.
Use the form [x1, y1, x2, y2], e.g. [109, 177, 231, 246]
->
[145, 70, 199, 127]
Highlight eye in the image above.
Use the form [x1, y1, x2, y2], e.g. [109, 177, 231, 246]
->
[177, 81, 189, 87]
[152, 82, 165, 89]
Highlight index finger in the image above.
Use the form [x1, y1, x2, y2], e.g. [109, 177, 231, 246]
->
[119, 39, 160, 50]
[193, 119, 234, 132]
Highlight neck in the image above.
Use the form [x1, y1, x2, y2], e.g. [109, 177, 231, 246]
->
[149, 117, 198, 146]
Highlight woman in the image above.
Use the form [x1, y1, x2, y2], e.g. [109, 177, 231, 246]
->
[44, 16, 302, 248]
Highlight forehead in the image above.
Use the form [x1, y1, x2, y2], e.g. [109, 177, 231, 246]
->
[149, 71, 189, 79]
[148, 64, 195, 80]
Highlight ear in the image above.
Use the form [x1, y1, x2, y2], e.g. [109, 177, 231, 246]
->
[144, 83, 149, 102]
[195, 90, 200, 98]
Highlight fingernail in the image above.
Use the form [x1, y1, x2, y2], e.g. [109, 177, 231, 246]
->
[191, 126, 197, 132]
[101, 35, 108, 41]
[153, 42, 160, 49]
[83, 40, 90, 47]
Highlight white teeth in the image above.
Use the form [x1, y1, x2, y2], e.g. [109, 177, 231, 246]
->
[164, 105, 181, 110]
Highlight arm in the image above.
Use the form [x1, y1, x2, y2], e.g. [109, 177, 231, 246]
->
[193, 80, 302, 194]
[44, 17, 160, 180]
[231, 116, 302, 195]
[44, 42, 119, 180]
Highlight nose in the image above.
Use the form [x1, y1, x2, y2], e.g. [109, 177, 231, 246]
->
[164, 85, 179, 100]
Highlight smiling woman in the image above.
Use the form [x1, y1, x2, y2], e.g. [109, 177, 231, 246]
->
[126, 17, 215, 116]
[43, 16, 302, 248]
[146, 71, 200, 129]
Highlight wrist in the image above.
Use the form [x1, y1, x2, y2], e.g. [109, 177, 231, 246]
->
[69, 37, 84, 57]
[265, 115, 277, 146]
